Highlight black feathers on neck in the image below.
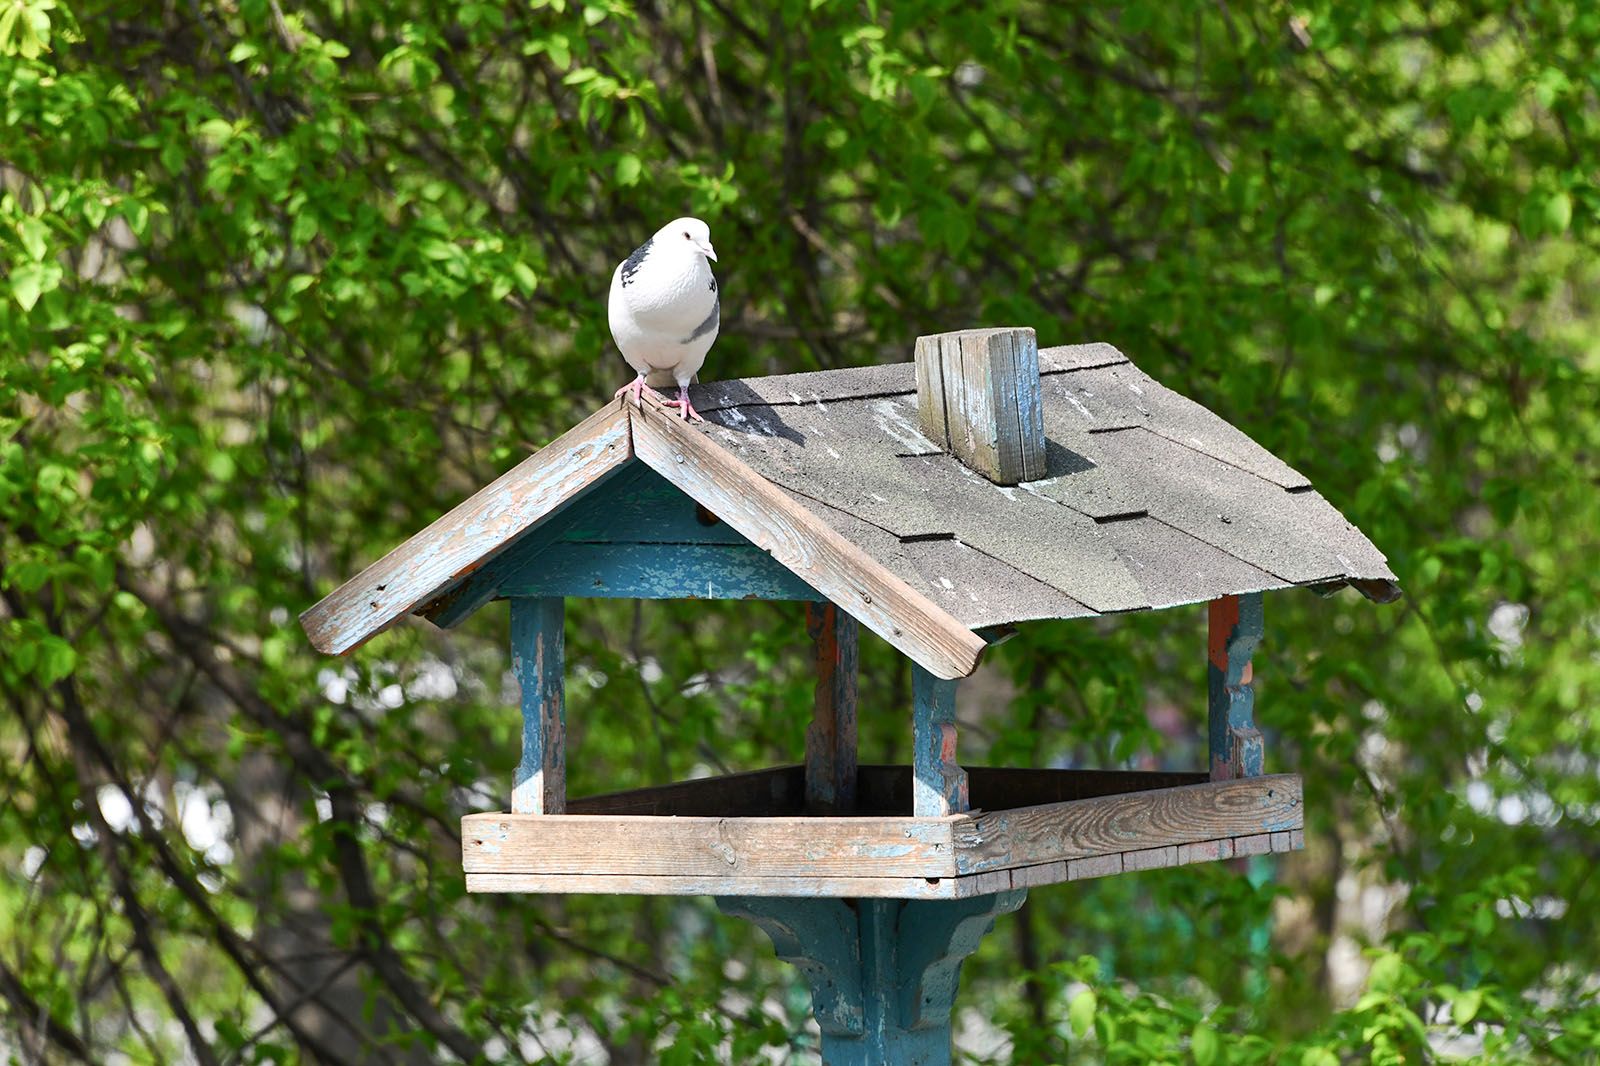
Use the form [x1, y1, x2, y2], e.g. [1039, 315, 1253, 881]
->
[620, 237, 653, 287]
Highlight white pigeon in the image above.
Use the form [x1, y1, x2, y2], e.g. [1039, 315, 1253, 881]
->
[608, 216, 720, 422]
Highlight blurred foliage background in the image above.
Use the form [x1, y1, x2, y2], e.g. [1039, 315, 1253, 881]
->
[2, 0, 1598, 1062]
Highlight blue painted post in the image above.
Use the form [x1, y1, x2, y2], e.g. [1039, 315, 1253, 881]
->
[805, 602, 859, 814]
[510, 596, 566, 814]
[719, 891, 1026, 1065]
[912, 665, 967, 817]
[1208, 592, 1264, 780]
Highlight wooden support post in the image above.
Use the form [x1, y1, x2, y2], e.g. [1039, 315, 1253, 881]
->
[806, 602, 859, 814]
[912, 664, 967, 817]
[1208, 592, 1264, 781]
[511, 597, 566, 814]
[913, 327, 1045, 485]
[719, 891, 1025, 1065]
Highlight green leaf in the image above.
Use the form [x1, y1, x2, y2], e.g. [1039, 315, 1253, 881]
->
[12, 261, 44, 311]
[1191, 1024, 1219, 1066]
[1301, 1049, 1339, 1066]
[36, 635, 77, 685]
[1366, 952, 1403, 993]
[1454, 988, 1483, 1026]
[1544, 191, 1572, 235]
[511, 261, 538, 295]
[616, 154, 643, 187]
[17, 216, 48, 261]
[197, 118, 235, 145]
[1068, 988, 1096, 1038]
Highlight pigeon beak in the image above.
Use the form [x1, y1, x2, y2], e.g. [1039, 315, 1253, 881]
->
[697, 240, 718, 262]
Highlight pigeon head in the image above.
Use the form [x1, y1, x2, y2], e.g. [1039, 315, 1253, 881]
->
[655, 216, 718, 263]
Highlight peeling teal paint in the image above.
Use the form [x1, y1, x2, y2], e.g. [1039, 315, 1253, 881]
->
[719, 891, 1025, 1064]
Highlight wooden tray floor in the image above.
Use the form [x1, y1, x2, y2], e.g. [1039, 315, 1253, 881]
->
[462, 766, 1303, 899]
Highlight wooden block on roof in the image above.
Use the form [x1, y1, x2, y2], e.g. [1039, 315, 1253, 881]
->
[914, 327, 1046, 485]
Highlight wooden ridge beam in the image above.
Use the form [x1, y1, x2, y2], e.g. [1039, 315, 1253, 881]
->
[630, 395, 986, 679]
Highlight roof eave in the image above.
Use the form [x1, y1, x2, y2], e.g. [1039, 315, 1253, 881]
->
[299, 399, 633, 656]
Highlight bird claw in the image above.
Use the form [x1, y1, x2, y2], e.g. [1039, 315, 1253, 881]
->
[612, 377, 646, 407]
[661, 398, 704, 423]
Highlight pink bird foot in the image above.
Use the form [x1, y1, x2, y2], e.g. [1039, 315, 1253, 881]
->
[663, 384, 704, 422]
[613, 375, 647, 407]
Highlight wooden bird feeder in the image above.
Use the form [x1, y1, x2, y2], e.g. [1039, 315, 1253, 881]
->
[302, 328, 1399, 1063]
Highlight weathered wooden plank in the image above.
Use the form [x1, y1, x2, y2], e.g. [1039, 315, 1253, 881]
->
[423, 462, 657, 630]
[1209, 593, 1265, 781]
[632, 395, 987, 679]
[1123, 846, 1178, 872]
[465, 871, 968, 900]
[1009, 860, 1068, 888]
[500, 542, 825, 601]
[805, 603, 859, 813]
[510, 597, 565, 814]
[301, 401, 632, 654]
[462, 812, 960, 879]
[1233, 832, 1273, 857]
[913, 327, 1045, 486]
[1066, 853, 1124, 881]
[953, 774, 1302, 874]
[1177, 838, 1235, 865]
[566, 766, 805, 816]
[912, 665, 967, 817]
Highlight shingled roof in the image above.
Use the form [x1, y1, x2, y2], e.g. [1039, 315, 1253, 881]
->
[301, 341, 1398, 679]
[681, 342, 1399, 630]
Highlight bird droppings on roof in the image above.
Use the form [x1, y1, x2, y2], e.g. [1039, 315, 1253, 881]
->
[683, 342, 1396, 630]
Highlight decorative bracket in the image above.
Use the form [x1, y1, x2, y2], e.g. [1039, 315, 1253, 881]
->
[718, 891, 1025, 1064]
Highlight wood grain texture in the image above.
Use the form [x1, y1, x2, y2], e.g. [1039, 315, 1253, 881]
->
[805, 603, 859, 813]
[913, 327, 1045, 485]
[462, 811, 961, 879]
[510, 597, 565, 814]
[632, 394, 986, 679]
[300, 400, 632, 655]
[952, 774, 1302, 874]
[461, 775, 1305, 897]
